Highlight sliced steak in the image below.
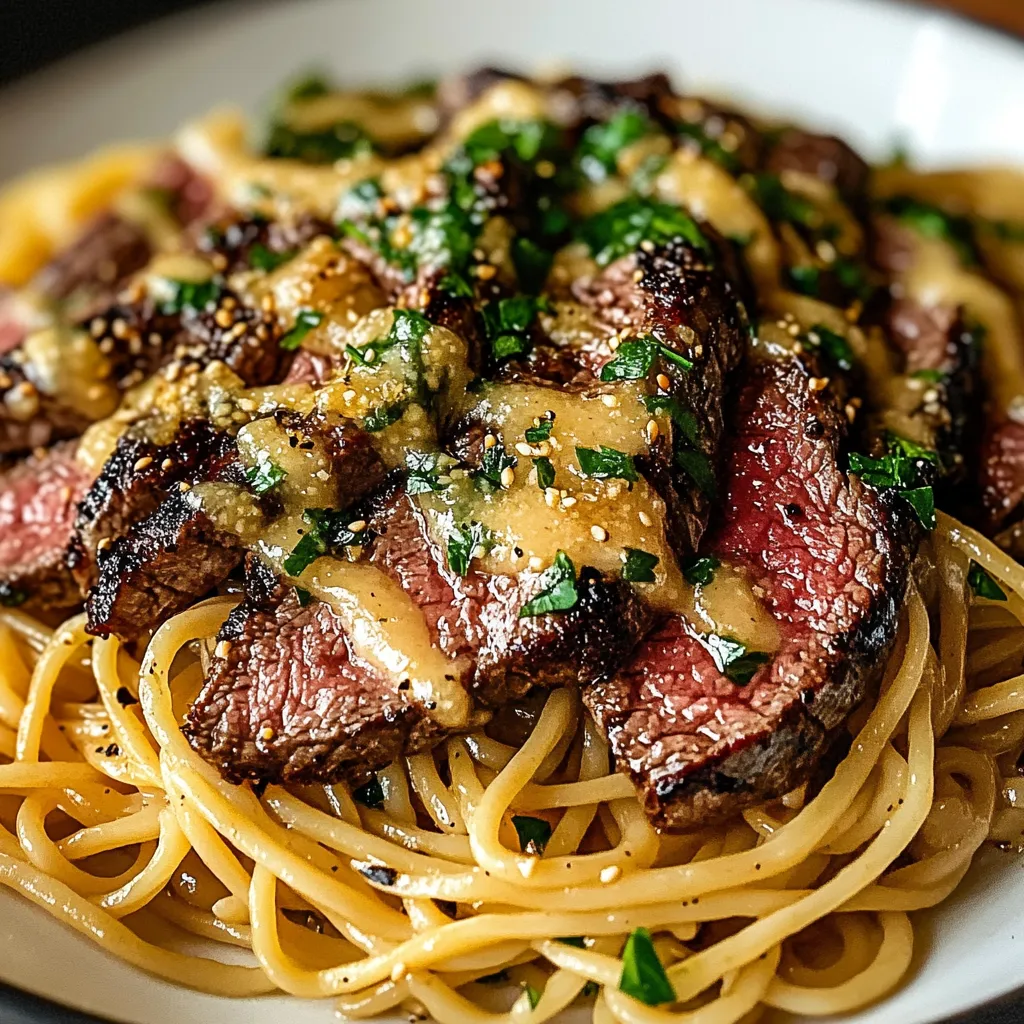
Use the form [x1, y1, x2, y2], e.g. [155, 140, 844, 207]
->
[197, 213, 333, 276]
[979, 418, 1024, 557]
[764, 129, 870, 200]
[84, 411, 385, 641]
[585, 354, 910, 828]
[550, 232, 749, 560]
[184, 558, 448, 785]
[0, 443, 92, 612]
[367, 483, 651, 707]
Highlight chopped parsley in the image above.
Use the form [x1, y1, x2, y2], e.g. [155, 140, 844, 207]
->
[512, 236, 554, 293]
[701, 634, 771, 685]
[363, 402, 406, 433]
[576, 109, 653, 181]
[446, 521, 495, 577]
[283, 508, 369, 576]
[912, 368, 946, 384]
[244, 456, 286, 495]
[880, 195, 978, 264]
[787, 264, 821, 297]
[524, 984, 542, 1010]
[520, 551, 578, 618]
[618, 928, 675, 1006]
[352, 776, 385, 809]
[405, 451, 455, 494]
[247, 243, 295, 272]
[677, 120, 741, 174]
[576, 445, 638, 483]
[600, 337, 693, 382]
[675, 448, 716, 497]
[525, 414, 554, 443]
[158, 278, 222, 315]
[265, 118, 373, 164]
[578, 195, 711, 266]
[533, 456, 556, 490]
[475, 444, 517, 494]
[349, 307, 433, 365]
[294, 587, 313, 607]
[643, 394, 700, 446]
[279, 308, 323, 350]
[681, 555, 720, 586]
[481, 295, 547, 362]
[461, 118, 562, 166]
[747, 174, 817, 228]
[511, 814, 553, 854]
[622, 548, 659, 583]
[990, 220, 1024, 243]
[806, 324, 855, 373]
[848, 434, 938, 530]
[968, 560, 1006, 601]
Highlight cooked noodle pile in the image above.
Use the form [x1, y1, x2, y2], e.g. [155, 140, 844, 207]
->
[1, 513, 1023, 1021]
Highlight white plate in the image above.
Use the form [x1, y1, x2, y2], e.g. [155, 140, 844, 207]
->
[1, 1, 1023, 1022]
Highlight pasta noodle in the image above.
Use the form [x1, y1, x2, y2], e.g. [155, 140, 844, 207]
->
[0, 514, 1019, 1022]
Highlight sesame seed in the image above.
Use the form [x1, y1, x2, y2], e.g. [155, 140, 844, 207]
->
[178, 481, 192, 493]
[214, 308, 233, 329]
[632, 269, 644, 283]
[89, 318, 108, 338]
[528, 556, 544, 570]
[656, 373, 671, 390]
[476, 264, 497, 281]
[133, 456, 154, 472]
[342, 389, 357, 402]
[111, 319, 129, 340]
[215, 640, 233, 659]
[161, 458, 174, 471]
[259, 726, 275, 741]
[646, 419, 659, 443]
[535, 159, 556, 179]
[561, 496, 577, 507]
[808, 376, 829, 391]
[500, 466, 515, 489]
[599, 865, 621, 883]
[923, 388, 940, 404]
[639, 510, 653, 527]
[639, 239, 656, 253]
[514, 441, 533, 457]
[261, 295, 275, 313]
[544, 488, 559, 507]
[347, 520, 367, 533]
[483, 434, 497, 450]
[591, 525, 608, 542]
[97, 537, 112, 552]
[601, 394, 619, 408]
[845, 403, 857, 423]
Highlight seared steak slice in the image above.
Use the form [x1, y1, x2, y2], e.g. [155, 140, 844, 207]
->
[0, 443, 91, 612]
[555, 233, 749, 559]
[585, 354, 909, 828]
[84, 411, 385, 641]
[185, 558, 447, 785]
[367, 484, 651, 707]
[68, 419, 236, 596]
[980, 419, 1024, 557]
[763, 129, 870, 200]
[197, 213, 332, 275]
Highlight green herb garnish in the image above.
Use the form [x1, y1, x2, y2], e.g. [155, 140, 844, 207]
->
[700, 634, 770, 685]
[265, 119, 373, 164]
[682, 556, 720, 586]
[279, 308, 323, 350]
[248, 243, 296, 273]
[511, 814, 553, 854]
[848, 434, 938, 530]
[968, 560, 1007, 601]
[643, 395, 700, 446]
[600, 337, 693, 382]
[475, 444, 518, 494]
[807, 324, 855, 373]
[244, 457, 286, 495]
[405, 451, 454, 494]
[576, 445, 638, 483]
[787, 265, 821, 297]
[159, 278, 222, 315]
[881, 195, 978, 264]
[294, 587, 313, 607]
[524, 984, 542, 1010]
[748, 174, 817, 228]
[525, 414, 554, 443]
[622, 548, 659, 583]
[520, 551, 578, 618]
[0, 587, 28, 608]
[283, 508, 369, 575]
[481, 295, 546, 362]
[675, 449, 716, 497]
[534, 456, 556, 490]
[576, 109, 653, 181]
[618, 928, 675, 1006]
[677, 121, 741, 174]
[363, 403, 406, 433]
[446, 521, 495, 577]
[578, 196, 710, 266]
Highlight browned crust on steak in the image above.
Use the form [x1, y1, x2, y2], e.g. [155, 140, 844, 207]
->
[184, 558, 447, 785]
[584, 355, 910, 828]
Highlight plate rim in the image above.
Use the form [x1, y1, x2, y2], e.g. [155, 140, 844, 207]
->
[1, 0, 1022, 1021]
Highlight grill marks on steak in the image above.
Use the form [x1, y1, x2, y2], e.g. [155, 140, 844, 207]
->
[81, 411, 386, 641]
[0, 443, 92, 612]
[185, 558, 447, 786]
[585, 355, 909, 828]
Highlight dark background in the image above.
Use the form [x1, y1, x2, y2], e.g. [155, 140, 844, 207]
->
[0, 0, 1021, 1022]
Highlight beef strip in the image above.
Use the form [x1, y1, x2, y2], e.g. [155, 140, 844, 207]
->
[535, 231, 749, 560]
[585, 354, 911, 828]
[366, 482, 651, 707]
[83, 411, 384, 641]
[197, 213, 333, 276]
[0, 443, 92, 612]
[763, 129, 870, 200]
[185, 557, 448, 785]
[979, 419, 1024, 557]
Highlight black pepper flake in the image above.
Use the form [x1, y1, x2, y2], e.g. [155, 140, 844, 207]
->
[784, 503, 803, 518]
[116, 686, 139, 706]
[104, 743, 120, 757]
[800, 688, 815, 705]
[360, 865, 399, 887]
